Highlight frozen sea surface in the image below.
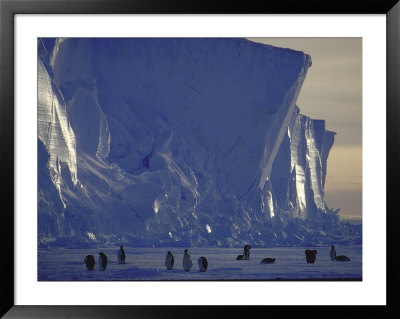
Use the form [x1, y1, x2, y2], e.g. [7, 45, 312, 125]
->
[38, 246, 362, 281]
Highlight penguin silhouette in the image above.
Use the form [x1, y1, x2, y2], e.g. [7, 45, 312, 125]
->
[98, 252, 108, 271]
[84, 255, 95, 270]
[183, 249, 193, 271]
[165, 251, 174, 270]
[198, 256, 208, 272]
[117, 246, 126, 264]
[330, 245, 336, 261]
[305, 249, 317, 263]
[243, 245, 251, 260]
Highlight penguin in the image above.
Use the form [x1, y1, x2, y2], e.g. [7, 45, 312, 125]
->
[182, 249, 193, 271]
[236, 255, 244, 260]
[84, 255, 95, 270]
[165, 251, 174, 270]
[335, 255, 351, 261]
[330, 245, 336, 261]
[198, 256, 208, 272]
[260, 258, 275, 264]
[98, 252, 108, 271]
[305, 249, 317, 263]
[243, 245, 251, 260]
[117, 246, 126, 264]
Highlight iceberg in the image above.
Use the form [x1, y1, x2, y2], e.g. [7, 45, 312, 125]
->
[38, 38, 360, 247]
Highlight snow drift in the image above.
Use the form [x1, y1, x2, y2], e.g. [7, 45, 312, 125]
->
[37, 38, 360, 248]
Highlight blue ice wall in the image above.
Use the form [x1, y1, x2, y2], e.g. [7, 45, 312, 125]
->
[38, 38, 357, 248]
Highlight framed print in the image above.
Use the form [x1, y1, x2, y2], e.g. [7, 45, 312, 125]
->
[1, 0, 399, 317]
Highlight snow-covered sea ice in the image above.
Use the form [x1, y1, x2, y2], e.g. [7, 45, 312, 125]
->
[38, 245, 361, 281]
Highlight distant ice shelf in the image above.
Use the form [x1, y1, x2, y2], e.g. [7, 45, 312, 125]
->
[37, 38, 361, 248]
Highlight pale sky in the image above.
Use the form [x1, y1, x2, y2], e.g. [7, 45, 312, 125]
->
[248, 38, 362, 220]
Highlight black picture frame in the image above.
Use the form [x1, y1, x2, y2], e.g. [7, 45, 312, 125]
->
[1, 0, 399, 317]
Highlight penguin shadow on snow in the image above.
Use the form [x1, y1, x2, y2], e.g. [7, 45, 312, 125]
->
[67, 261, 88, 266]
[335, 255, 351, 261]
[122, 266, 161, 277]
[260, 258, 276, 264]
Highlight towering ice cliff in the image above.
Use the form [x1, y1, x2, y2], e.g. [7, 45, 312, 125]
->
[38, 38, 360, 248]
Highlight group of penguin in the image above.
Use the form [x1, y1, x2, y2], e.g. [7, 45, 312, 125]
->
[237, 244, 351, 264]
[304, 245, 351, 263]
[84, 246, 126, 271]
[84, 244, 351, 272]
[84, 246, 208, 272]
[236, 245, 276, 264]
[165, 249, 208, 272]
